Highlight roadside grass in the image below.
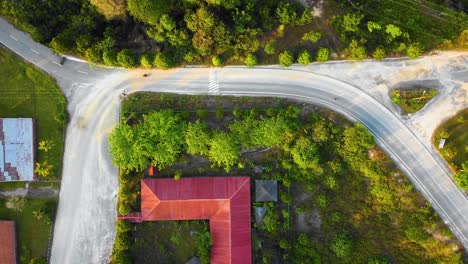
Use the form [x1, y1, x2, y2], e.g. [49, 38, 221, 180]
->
[433, 109, 468, 172]
[390, 88, 438, 114]
[0, 48, 67, 180]
[0, 181, 26, 191]
[0, 198, 57, 263]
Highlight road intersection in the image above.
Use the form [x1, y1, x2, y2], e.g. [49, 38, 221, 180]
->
[1, 17, 467, 263]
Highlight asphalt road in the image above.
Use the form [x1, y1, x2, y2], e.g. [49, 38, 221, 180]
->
[1, 17, 467, 263]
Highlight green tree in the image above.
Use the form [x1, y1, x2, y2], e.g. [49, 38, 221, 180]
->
[279, 51, 294, 67]
[252, 115, 291, 147]
[117, 49, 137, 68]
[385, 24, 402, 41]
[316, 47, 330, 62]
[212, 55, 222, 67]
[186, 120, 211, 156]
[264, 41, 276, 55]
[372, 47, 386, 60]
[195, 227, 213, 264]
[297, 50, 312, 65]
[118, 202, 131, 216]
[331, 233, 352, 258]
[342, 123, 375, 154]
[407, 43, 423, 58]
[85, 45, 102, 63]
[291, 233, 321, 264]
[348, 40, 367, 60]
[29, 258, 47, 264]
[368, 256, 390, 264]
[103, 49, 119, 66]
[196, 109, 209, 119]
[140, 53, 154, 68]
[290, 137, 319, 169]
[109, 123, 147, 171]
[342, 13, 364, 32]
[116, 220, 132, 233]
[276, 2, 298, 25]
[208, 131, 240, 171]
[127, 0, 172, 26]
[154, 52, 174, 69]
[367, 21, 382, 32]
[244, 53, 258, 67]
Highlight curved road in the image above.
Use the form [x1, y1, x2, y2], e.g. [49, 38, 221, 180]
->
[1, 17, 467, 263]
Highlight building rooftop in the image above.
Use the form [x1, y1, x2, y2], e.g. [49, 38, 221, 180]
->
[120, 177, 252, 264]
[0, 118, 35, 181]
[0, 220, 17, 264]
[255, 180, 278, 202]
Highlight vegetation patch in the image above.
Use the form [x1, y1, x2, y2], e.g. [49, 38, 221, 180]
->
[0, 197, 57, 264]
[1, 0, 466, 68]
[433, 109, 468, 191]
[390, 88, 438, 114]
[111, 93, 465, 263]
[0, 48, 67, 180]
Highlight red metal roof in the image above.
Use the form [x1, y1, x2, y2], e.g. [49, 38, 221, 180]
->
[120, 177, 251, 264]
[0, 221, 17, 264]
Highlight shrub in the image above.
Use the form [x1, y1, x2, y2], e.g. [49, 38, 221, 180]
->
[174, 170, 182, 181]
[103, 49, 119, 66]
[215, 109, 224, 119]
[348, 40, 367, 60]
[118, 203, 131, 216]
[233, 108, 243, 118]
[85, 45, 102, 63]
[196, 109, 209, 119]
[302, 31, 321, 43]
[117, 49, 137, 68]
[244, 54, 258, 67]
[140, 53, 154, 68]
[116, 220, 132, 233]
[331, 233, 352, 258]
[316, 47, 330, 62]
[407, 43, 423, 58]
[297, 50, 312, 65]
[264, 41, 277, 55]
[279, 51, 294, 67]
[154, 52, 175, 69]
[6, 196, 26, 212]
[212, 55, 222, 67]
[372, 47, 386, 60]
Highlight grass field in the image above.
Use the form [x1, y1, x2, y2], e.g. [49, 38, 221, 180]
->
[0, 198, 57, 263]
[0, 48, 67, 180]
[433, 109, 468, 172]
[390, 88, 438, 114]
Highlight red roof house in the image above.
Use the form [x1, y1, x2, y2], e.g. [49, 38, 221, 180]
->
[0, 220, 17, 264]
[119, 177, 252, 264]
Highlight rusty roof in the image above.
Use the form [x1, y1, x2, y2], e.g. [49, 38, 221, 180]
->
[0, 118, 35, 181]
[0, 221, 17, 264]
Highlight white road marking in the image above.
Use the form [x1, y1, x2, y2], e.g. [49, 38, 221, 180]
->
[30, 48, 39, 54]
[52, 61, 63, 66]
[208, 69, 219, 93]
[9, 34, 17, 41]
[77, 70, 88, 74]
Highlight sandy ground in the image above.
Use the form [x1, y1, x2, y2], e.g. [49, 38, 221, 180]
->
[294, 51, 468, 145]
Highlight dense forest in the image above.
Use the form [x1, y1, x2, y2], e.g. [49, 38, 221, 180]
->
[110, 94, 465, 263]
[0, 0, 467, 68]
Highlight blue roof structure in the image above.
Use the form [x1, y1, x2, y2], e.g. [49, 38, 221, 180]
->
[0, 118, 35, 181]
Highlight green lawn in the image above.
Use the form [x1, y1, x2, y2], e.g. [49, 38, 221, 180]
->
[0, 198, 57, 263]
[391, 88, 438, 114]
[0, 48, 67, 180]
[433, 109, 468, 172]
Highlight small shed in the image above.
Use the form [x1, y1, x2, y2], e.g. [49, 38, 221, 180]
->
[255, 180, 278, 202]
[255, 207, 267, 226]
[0, 118, 35, 181]
[0, 220, 17, 264]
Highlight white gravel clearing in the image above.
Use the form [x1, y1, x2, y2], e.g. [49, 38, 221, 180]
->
[296, 51, 468, 144]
